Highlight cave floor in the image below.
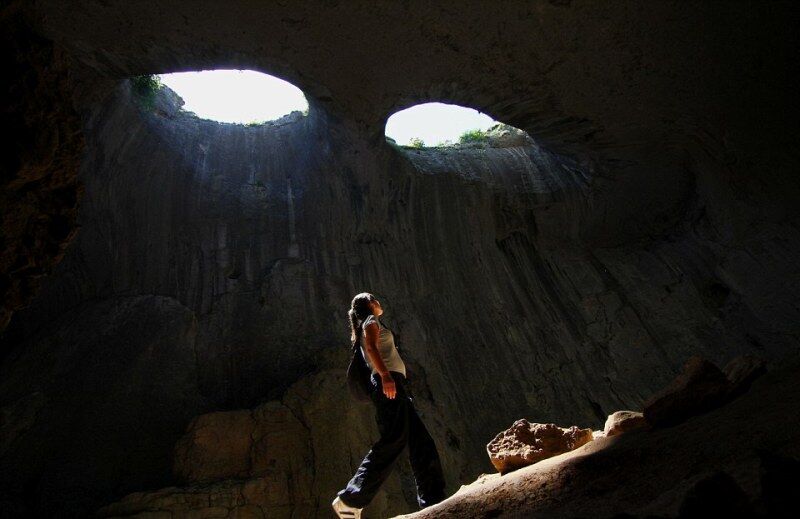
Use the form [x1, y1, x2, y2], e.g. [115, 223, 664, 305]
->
[395, 359, 800, 518]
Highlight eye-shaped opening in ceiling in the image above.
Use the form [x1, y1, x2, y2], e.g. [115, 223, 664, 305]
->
[139, 69, 309, 125]
[384, 102, 532, 148]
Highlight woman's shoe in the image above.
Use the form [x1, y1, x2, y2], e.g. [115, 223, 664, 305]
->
[332, 496, 363, 518]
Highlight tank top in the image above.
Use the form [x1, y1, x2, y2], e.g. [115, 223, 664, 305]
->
[359, 314, 407, 378]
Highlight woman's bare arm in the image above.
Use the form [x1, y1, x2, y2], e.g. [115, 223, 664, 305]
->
[363, 322, 396, 399]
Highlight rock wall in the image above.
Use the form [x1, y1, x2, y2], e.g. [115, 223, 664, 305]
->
[0, 3, 85, 332]
[0, 294, 202, 516]
[0, 1, 798, 517]
[2, 75, 797, 516]
[97, 369, 418, 519]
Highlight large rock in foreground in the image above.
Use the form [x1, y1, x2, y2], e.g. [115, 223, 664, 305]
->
[395, 360, 800, 519]
[723, 355, 767, 398]
[486, 420, 593, 474]
[643, 355, 768, 428]
[643, 356, 731, 427]
[603, 411, 648, 437]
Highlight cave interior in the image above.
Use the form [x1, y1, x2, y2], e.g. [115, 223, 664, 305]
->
[1, 1, 798, 518]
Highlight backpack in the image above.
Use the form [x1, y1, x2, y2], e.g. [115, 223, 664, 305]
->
[347, 340, 373, 402]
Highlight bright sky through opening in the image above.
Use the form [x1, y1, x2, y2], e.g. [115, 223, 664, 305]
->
[157, 69, 308, 123]
[385, 102, 499, 146]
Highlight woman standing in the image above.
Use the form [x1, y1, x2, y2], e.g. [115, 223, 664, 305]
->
[332, 292, 447, 518]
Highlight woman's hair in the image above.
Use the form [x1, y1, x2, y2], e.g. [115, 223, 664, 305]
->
[349, 292, 376, 349]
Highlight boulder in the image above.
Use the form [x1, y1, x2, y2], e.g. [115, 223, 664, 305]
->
[723, 355, 766, 398]
[172, 401, 313, 488]
[486, 419, 593, 474]
[643, 356, 730, 428]
[98, 370, 404, 518]
[173, 409, 256, 483]
[603, 410, 649, 437]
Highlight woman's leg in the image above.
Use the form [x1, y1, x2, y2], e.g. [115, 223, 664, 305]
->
[337, 374, 410, 508]
[407, 399, 446, 508]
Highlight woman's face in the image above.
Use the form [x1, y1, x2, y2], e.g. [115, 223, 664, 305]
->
[368, 298, 384, 316]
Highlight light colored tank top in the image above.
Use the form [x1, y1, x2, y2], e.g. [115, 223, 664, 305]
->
[359, 314, 407, 377]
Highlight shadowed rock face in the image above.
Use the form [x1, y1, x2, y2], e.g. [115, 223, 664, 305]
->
[396, 360, 800, 519]
[0, 1, 798, 517]
[0, 5, 85, 332]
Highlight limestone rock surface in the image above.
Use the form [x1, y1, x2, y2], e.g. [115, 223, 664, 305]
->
[723, 355, 767, 398]
[97, 368, 426, 519]
[486, 420, 593, 474]
[643, 355, 770, 429]
[0, 295, 204, 516]
[602, 411, 648, 437]
[172, 400, 313, 489]
[173, 409, 256, 483]
[643, 356, 731, 428]
[0, 5, 85, 332]
[396, 361, 800, 519]
[97, 476, 313, 519]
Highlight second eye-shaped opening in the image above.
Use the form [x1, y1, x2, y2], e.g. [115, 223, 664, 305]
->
[384, 102, 532, 149]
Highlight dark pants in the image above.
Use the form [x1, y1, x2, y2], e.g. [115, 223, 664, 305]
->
[337, 371, 446, 509]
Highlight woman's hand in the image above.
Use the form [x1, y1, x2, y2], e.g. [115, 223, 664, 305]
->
[380, 372, 396, 399]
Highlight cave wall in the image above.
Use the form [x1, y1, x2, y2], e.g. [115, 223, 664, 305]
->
[1, 1, 798, 517]
[0, 3, 85, 332]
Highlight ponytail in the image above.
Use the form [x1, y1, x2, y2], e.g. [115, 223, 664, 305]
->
[348, 292, 374, 351]
[348, 308, 363, 350]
